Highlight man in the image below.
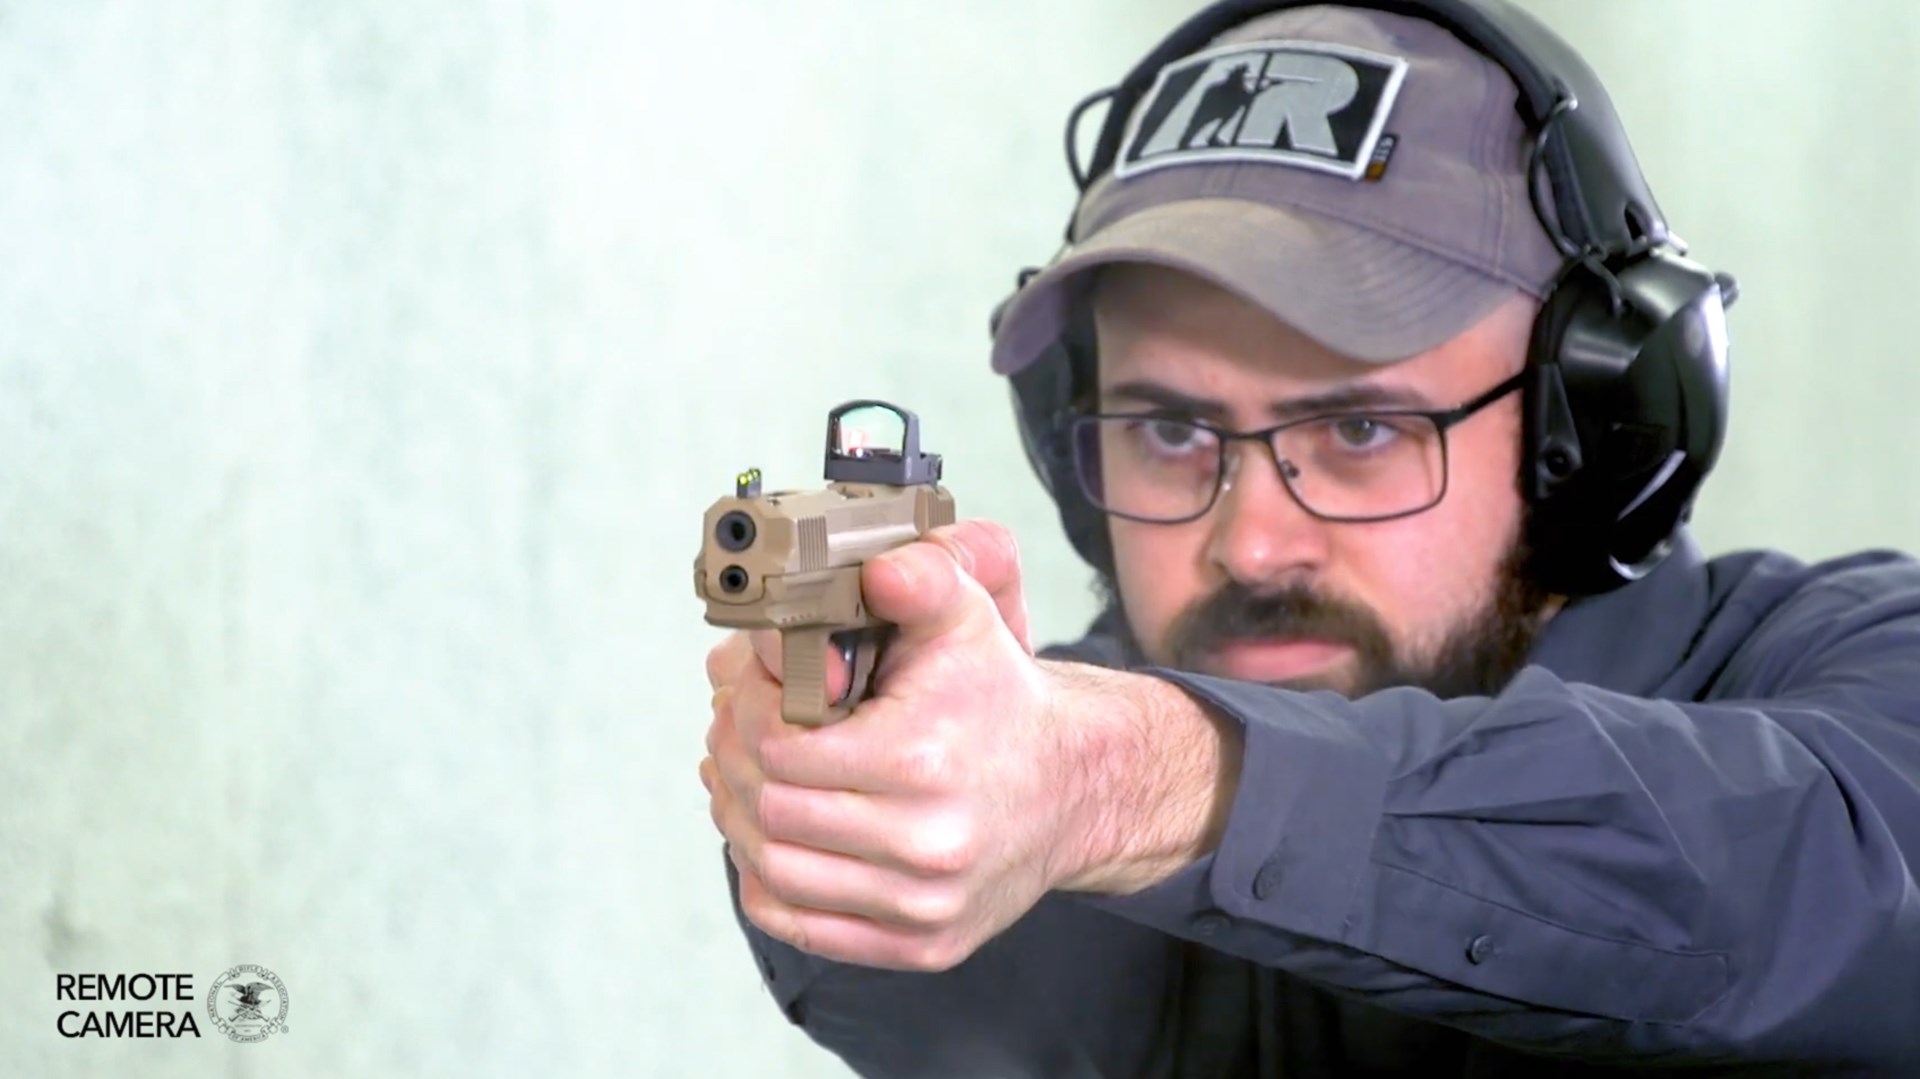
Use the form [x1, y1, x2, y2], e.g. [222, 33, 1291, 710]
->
[700, 3, 1920, 1076]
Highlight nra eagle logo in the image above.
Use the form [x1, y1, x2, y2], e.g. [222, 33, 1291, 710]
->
[1116, 40, 1407, 181]
[207, 964, 288, 1043]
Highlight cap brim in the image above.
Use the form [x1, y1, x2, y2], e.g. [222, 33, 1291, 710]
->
[990, 198, 1521, 375]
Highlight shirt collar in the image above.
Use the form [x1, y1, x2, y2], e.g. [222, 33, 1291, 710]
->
[1524, 529, 1712, 696]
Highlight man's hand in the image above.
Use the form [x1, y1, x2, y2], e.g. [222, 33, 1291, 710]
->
[699, 519, 1241, 973]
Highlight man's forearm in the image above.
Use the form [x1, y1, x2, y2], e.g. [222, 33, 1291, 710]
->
[1046, 660, 1245, 896]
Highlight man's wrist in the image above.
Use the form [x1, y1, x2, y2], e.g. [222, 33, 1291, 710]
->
[1043, 661, 1244, 896]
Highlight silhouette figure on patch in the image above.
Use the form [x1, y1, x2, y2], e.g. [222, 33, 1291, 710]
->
[1180, 63, 1312, 148]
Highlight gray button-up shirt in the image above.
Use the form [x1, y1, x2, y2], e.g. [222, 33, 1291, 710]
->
[724, 534, 1920, 1076]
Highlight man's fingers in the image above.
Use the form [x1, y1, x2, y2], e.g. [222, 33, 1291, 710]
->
[725, 664, 873, 792]
[747, 630, 782, 679]
[705, 631, 756, 690]
[708, 755, 767, 879]
[724, 670, 793, 769]
[713, 762, 945, 932]
[918, 519, 1032, 652]
[736, 867, 973, 972]
[742, 833, 971, 928]
[748, 780, 946, 873]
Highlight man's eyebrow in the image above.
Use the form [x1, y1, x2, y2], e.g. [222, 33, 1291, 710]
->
[1103, 380, 1440, 423]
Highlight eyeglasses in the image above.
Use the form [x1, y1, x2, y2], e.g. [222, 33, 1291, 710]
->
[1062, 373, 1524, 525]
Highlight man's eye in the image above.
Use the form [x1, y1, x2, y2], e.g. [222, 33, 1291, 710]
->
[1144, 419, 1204, 451]
[1329, 416, 1399, 450]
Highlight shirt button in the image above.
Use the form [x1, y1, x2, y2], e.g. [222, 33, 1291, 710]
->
[1191, 912, 1231, 938]
[1466, 935, 1496, 965]
[1251, 860, 1284, 900]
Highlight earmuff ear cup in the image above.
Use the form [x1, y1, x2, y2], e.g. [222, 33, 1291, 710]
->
[1010, 334, 1115, 575]
[1522, 251, 1732, 595]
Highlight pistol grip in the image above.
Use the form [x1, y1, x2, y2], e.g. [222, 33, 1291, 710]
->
[780, 625, 889, 726]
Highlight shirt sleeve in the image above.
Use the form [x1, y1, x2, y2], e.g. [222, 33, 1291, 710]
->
[1083, 578, 1920, 1070]
[723, 850, 1191, 1078]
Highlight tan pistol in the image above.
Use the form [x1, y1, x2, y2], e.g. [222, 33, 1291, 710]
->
[694, 400, 956, 725]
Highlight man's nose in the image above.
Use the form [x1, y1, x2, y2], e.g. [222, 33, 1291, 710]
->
[1205, 440, 1332, 589]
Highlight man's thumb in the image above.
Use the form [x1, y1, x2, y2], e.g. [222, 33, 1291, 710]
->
[862, 538, 992, 647]
[918, 519, 1032, 653]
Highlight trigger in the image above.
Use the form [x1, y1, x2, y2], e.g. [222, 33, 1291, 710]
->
[833, 633, 858, 706]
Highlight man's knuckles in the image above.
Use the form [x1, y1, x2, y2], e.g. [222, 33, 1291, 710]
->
[895, 813, 982, 879]
[890, 732, 962, 792]
[887, 883, 968, 930]
[752, 839, 808, 903]
[902, 935, 971, 974]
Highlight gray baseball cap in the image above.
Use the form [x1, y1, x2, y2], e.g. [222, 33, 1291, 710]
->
[989, 4, 1566, 376]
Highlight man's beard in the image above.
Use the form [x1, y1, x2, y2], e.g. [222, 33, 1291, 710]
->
[1095, 535, 1552, 699]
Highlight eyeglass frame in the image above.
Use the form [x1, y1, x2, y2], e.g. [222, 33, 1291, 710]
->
[1061, 371, 1528, 526]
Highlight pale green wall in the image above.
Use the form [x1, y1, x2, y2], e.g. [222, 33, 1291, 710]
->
[0, 2, 1912, 1077]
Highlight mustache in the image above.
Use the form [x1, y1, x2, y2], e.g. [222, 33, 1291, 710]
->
[1165, 580, 1393, 671]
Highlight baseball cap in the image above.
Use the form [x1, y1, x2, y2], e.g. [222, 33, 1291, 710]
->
[989, 4, 1567, 376]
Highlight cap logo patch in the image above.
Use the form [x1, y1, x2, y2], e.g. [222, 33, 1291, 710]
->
[1116, 40, 1408, 182]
